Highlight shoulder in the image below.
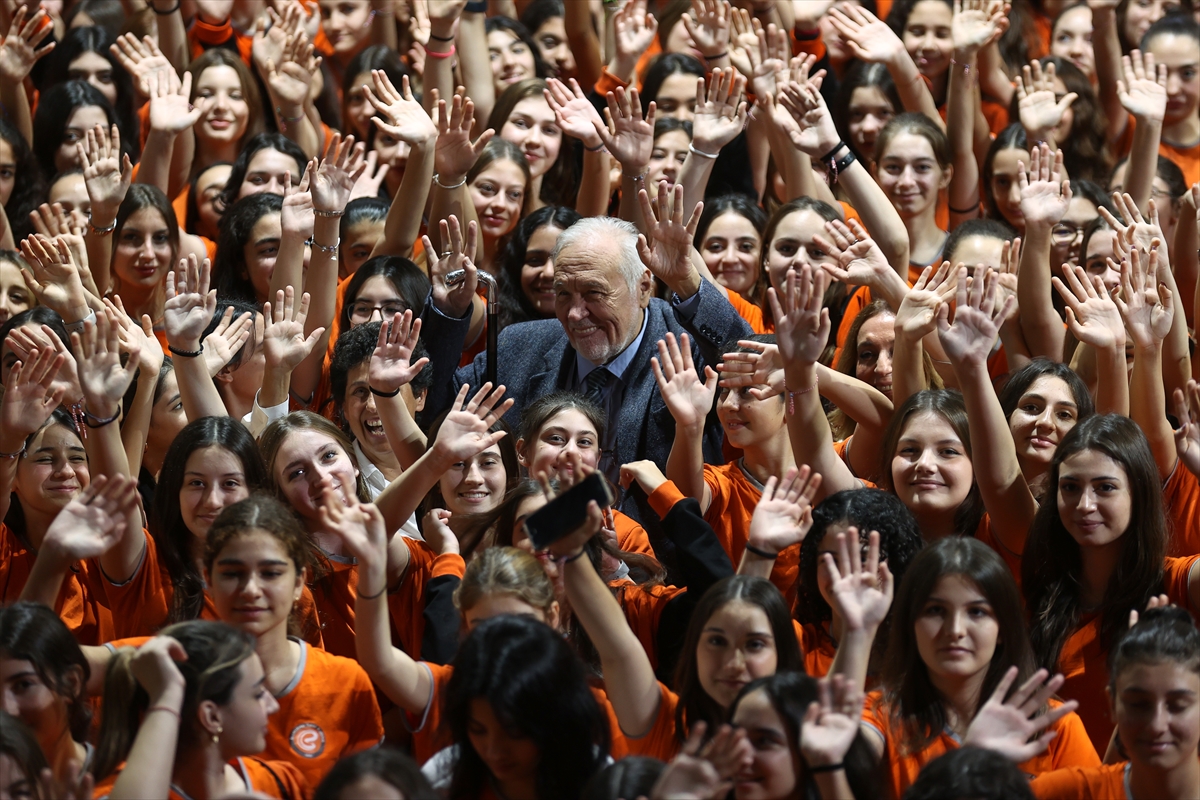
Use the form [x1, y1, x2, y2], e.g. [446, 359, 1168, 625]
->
[498, 317, 566, 345]
[1029, 762, 1127, 799]
[242, 757, 311, 799]
[302, 643, 375, 689]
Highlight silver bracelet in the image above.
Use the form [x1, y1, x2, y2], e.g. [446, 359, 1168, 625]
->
[689, 144, 718, 159]
[313, 209, 344, 218]
[311, 238, 339, 255]
[433, 173, 467, 189]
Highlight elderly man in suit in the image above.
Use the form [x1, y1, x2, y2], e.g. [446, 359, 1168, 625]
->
[420, 188, 752, 557]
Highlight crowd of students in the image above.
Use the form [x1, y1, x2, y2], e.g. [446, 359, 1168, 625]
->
[0, 0, 1198, 798]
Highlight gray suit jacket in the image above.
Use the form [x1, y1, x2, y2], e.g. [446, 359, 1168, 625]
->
[422, 281, 752, 576]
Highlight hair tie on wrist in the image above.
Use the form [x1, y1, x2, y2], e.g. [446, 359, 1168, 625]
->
[585, 141, 607, 152]
[705, 52, 728, 61]
[745, 543, 779, 559]
[429, 32, 455, 42]
[84, 407, 120, 428]
[560, 548, 588, 564]
[369, 386, 401, 398]
[151, 0, 181, 14]
[427, 45, 456, 59]
[807, 762, 844, 773]
[168, 344, 203, 358]
[146, 705, 181, 720]
[358, 582, 387, 600]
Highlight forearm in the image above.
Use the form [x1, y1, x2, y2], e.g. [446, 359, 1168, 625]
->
[88, 421, 145, 582]
[678, 152, 716, 221]
[136, 130, 175, 196]
[0, 82, 34, 146]
[17, 544, 71, 608]
[371, 138, 436, 260]
[564, 0, 602, 91]
[665, 422, 708, 510]
[173, 352, 229, 421]
[737, 549, 774, 579]
[84, 230, 115, 297]
[828, 625, 877, 693]
[1153, 253, 1192, 401]
[273, 100, 320, 158]
[0, 203, 12, 250]
[785, 360, 857, 501]
[428, 183, 476, 255]
[370, 1, 397, 50]
[1093, 6, 1128, 145]
[977, 42, 1014, 107]
[837, 159, 910, 276]
[814, 771, 857, 800]
[289, 217, 340, 401]
[422, 34, 457, 119]
[374, 448, 446, 533]
[168, 129, 195, 200]
[887, 53, 943, 129]
[150, 0, 190, 72]
[1125, 116, 1163, 217]
[816, 364, 893, 430]
[618, 173, 646, 232]
[121, 374, 157, 478]
[947, 52, 980, 218]
[108, 683, 184, 800]
[1016, 226, 1065, 360]
[1130, 343, 1177, 478]
[377, 394, 427, 470]
[891, 331, 927, 407]
[269, 224, 308, 301]
[575, 147, 612, 219]
[1095, 344, 1130, 416]
[456, 12, 495, 129]
[1179, 194, 1198, 330]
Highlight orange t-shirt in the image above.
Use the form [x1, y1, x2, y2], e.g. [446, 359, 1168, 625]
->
[100, 529, 324, 647]
[1161, 137, 1200, 187]
[0, 523, 115, 646]
[974, 513, 1023, 588]
[797, 621, 836, 677]
[613, 510, 655, 557]
[1164, 461, 1200, 557]
[1031, 761, 1133, 799]
[625, 681, 683, 762]
[726, 289, 769, 334]
[93, 756, 309, 800]
[703, 462, 799, 606]
[862, 693, 1099, 798]
[1057, 555, 1200, 752]
[265, 639, 383, 788]
[612, 579, 686, 673]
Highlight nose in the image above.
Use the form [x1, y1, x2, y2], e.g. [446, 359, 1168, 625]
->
[50, 458, 74, 479]
[2, 690, 16, 716]
[365, 394, 378, 416]
[213, 91, 230, 111]
[1078, 487, 1098, 512]
[720, 389, 740, 412]
[1007, 181, 1023, 207]
[897, 165, 917, 187]
[240, 571, 263, 598]
[566, 296, 588, 321]
[141, 236, 156, 260]
[525, 125, 543, 146]
[269, 177, 286, 194]
[199, 484, 220, 510]
[1165, 72, 1182, 96]
[876, 349, 893, 379]
[1035, 405, 1056, 430]
[946, 608, 967, 638]
[368, 308, 383, 322]
[462, 461, 485, 486]
[914, 447, 938, 473]
[265, 693, 280, 715]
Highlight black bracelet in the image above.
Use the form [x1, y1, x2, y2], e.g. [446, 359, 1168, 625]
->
[818, 140, 847, 163]
[358, 582, 387, 600]
[369, 386, 401, 398]
[168, 344, 203, 358]
[745, 543, 779, 559]
[561, 548, 588, 564]
[464, 0, 487, 11]
[705, 51, 728, 60]
[949, 201, 979, 214]
[807, 762, 844, 774]
[151, 0, 181, 13]
[429, 32, 455, 42]
[834, 149, 857, 173]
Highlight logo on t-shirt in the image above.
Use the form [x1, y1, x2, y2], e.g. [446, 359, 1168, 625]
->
[289, 723, 326, 758]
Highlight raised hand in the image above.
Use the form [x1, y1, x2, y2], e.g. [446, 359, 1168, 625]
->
[129, 636, 187, 701]
[110, 34, 172, 98]
[265, 32, 321, 108]
[251, 4, 302, 80]
[200, 306, 254, 378]
[312, 133, 368, 214]
[951, 0, 1009, 54]
[0, 346, 66, 447]
[597, 86, 655, 172]
[826, 4, 906, 64]
[262, 287, 324, 371]
[937, 265, 1015, 369]
[365, 71, 438, 145]
[28, 204, 91, 285]
[4, 325, 82, 408]
[619, 459, 669, 496]
[147, 69, 203, 135]
[423, 214, 479, 318]
[716, 339, 785, 399]
[1114, 246, 1173, 350]
[78, 125, 133, 223]
[768, 265, 831, 368]
[1102, 191, 1166, 258]
[71, 307, 140, 419]
[813, 218, 894, 289]
[545, 78, 606, 151]
[18, 234, 89, 319]
[1018, 143, 1072, 228]
[691, 68, 748, 155]
[422, 508, 461, 556]
[650, 721, 751, 800]
[431, 382, 515, 467]
[963, 666, 1079, 761]
[369, 309, 430, 393]
[319, 490, 388, 571]
[1118, 49, 1167, 122]
[683, 0, 732, 62]
[747, 466, 823, 554]
[1174, 380, 1200, 478]
[350, 150, 390, 200]
[434, 94, 494, 182]
[824, 528, 894, 633]
[635, 180, 703, 295]
[1016, 60, 1077, 138]
[106, 295, 164, 377]
[0, 5, 56, 82]
[164, 254, 217, 350]
[610, 0, 658, 78]
[652, 332, 718, 429]
[280, 162, 314, 237]
[1051, 264, 1126, 351]
[896, 261, 956, 341]
[800, 675, 867, 769]
[41, 474, 138, 561]
[777, 74, 840, 158]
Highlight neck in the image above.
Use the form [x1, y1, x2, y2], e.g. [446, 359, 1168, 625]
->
[741, 435, 795, 484]
[256, 627, 300, 695]
[1163, 114, 1200, 146]
[929, 668, 988, 738]
[1079, 537, 1125, 609]
[197, 140, 240, 170]
[905, 209, 944, 261]
[118, 289, 162, 323]
[144, 447, 165, 479]
[913, 507, 959, 542]
[529, 174, 544, 206]
[494, 774, 538, 800]
[1130, 756, 1200, 800]
[364, 445, 402, 482]
[173, 742, 238, 800]
[43, 729, 86, 781]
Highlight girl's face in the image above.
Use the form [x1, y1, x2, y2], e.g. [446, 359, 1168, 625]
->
[47, 173, 90, 222]
[696, 600, 778, 709]
[469, 160, 526, 240]
[331, 776, 405, 800]
[519, 408, 601, 480]
[114, 207, 173, 291]
[1008, 375, 1080, 469]
[914, 574, 999, 684]
[534, 14, 575, 78]
[718, 386, 787, 450]
[439, 444, 508, 516]
[467, 698, 541, 788]
[344, 72, 374, 140]
[341, 218, 386, 278]
[215, 654, 279, 758]
[488, 29, 536, 92]
[764, 209, 838, 293]
[179, 445, 251, 539]
[654, 72, 699, 121]
[0, 657, 78, 758]
[1051, 5, 1095, 78]
[1049, 73, 1075, 143]
[1057, 448, 1133, 549]
[0, 259, 33, 325]
[854, 313, 895, 399]
[273, 429, 360, 521]
[1084, 229, 1121, 295]
[848, 85, 895, 159]
[1148, 32, 1200, 126]
[519, 224, 562, 316]
[370, 126, 410, 187]
[877, 131, 950, 218]
[348, 275, 406, 326]
[890, 412, 974, 521]
[989, 147, 1031, 230]
[195, 164, 232, 241]
[0, 752, 35, 800]
[1051, 196, 1098, 269]
[731, 688, 799, 800]
[146, 369, 187, 461]
[902, 0, 954, 80]
[665, 17, 703, 60]
[646, 129, 690, 189]
[1124, 0, 1178, 49]
[701, 211, 762, 297]
[500, 97, 562, 180]
[207, 528, 304, 638]
[68, 51, 117, 107]
[242, 212, 282, 302]
[56, 105, 108, 173]
[1113, 660, 1200, 771]
[318, 0, 372, 55]
[238, 149, 297, 199]
[194, 65, 250, 146]
[14, 424, 88, 516]
[0, 137, 14, 207]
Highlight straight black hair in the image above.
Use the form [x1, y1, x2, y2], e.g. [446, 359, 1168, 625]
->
[0, 602, 93, 743]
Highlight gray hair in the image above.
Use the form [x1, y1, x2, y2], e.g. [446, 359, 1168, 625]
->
[552, 216, 646, 295]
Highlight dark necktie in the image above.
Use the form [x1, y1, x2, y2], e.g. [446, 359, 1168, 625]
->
[584, 368, 612, 404]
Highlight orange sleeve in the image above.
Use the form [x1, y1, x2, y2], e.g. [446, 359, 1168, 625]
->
[725, 289, 769, 333]
[791, 26, 825, 61]
[594, 65, 630, 97]
[797, 622, 836, 677]
[973, 513, 1023, 588]
[171, 185, 189, 229]
[138, 101, 151, 150]
[613, 510, 656, 557]
[189, 16, 253, 65]
[624, 681, 681, 761]
[1030, 763, 1128, 799]
[646, 479, 689, 519]
[1040, 702, 1101, 772]
[590, 686, 631, 759]
[386, 538, 441, 657]
[1164, 555, 1200, 605]
[633, 37, 662, 88]
[612, 581, 685, 673]
[1164, 461, 1200, 557]
[97, 529, 172, 639]
[242, 758, 313, 800]
[408, 662, 455, 765]
[982, 98, 1011, 136]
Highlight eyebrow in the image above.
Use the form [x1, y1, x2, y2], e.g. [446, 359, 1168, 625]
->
[34, 445, 86, 454]
[4, 670, 38, 681]
[254, 236, 281, 246]
[703, 625, 774, 638]
[926, 595, 990, 605]
[1021, 393, 1077, 408]
[1060, 473, 1122, 482]
[216, 557, 290, 566]
[184, 470, 244, 478]
[898, 438, 962, 446]
[542, 425, 596, 437]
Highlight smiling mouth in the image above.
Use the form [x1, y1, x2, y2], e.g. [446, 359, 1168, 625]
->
[364, 419, 385, 436]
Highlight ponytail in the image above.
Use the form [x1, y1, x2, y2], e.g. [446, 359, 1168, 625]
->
[93, 647, 147, 781]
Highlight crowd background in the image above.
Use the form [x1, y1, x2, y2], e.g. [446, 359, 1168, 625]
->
[0, 0, 1199, 798]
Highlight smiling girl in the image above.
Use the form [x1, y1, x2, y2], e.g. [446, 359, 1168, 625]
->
[465, 139, 531, 276]
[185, 49, 264, 174]
[487, 79, 573, 211]
[497, 205, 579, 329]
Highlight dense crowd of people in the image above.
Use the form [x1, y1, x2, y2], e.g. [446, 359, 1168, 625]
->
[0, 0, 1198, 798]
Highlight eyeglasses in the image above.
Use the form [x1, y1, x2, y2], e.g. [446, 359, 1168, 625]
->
[1050, 222, 1086, 243]
[349, 301, 407, 321]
